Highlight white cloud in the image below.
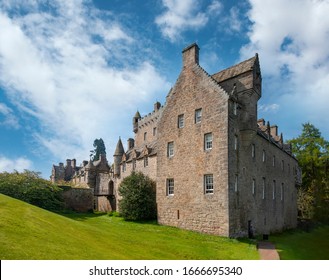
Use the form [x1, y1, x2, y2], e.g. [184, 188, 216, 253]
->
[156, 0, 221, 42]
[241, 0, 329, 137]
[259, 103, 279, 113]
[0, 103, 20, 128]
[0, 156, 33, 172]
[0, 1, 169, 163]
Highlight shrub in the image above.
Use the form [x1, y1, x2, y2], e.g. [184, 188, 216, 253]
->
[0, 170, 64, 211]
[118, 172, 156, 221]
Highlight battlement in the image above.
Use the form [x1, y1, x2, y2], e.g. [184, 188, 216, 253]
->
[137, 104, 164, 129]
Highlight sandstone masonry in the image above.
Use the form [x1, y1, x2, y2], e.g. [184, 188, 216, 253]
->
[51, 43, 301, 237]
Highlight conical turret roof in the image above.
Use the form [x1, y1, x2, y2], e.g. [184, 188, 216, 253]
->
[134, 111, 141, 119]
[114, 137, 124, 156]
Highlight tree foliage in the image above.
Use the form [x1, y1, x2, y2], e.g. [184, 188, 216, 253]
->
[289, 123, 329, 222]
[118, 172, 157, 221]
[90, 138, 106, 162]
[0, 170, 64, 211]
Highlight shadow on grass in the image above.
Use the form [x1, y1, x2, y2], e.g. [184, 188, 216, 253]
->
[57, 211, 108, 221]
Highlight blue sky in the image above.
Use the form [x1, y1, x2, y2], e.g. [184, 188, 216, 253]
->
[0, 0, 328, 178]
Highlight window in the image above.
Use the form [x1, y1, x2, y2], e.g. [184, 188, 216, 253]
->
[204, 133, 213, 150]
[252, 179, 256, 195]
[144, 132, 147, 141]
[273, 180, 276, 200]
[132, 159, 136, 170]
[195, 108, 202, 123]
[153, 127, 157, 136]
[233, 102, 238, 115]
[122, 162, 126, 172]
[235, 175, 238, 192]
[262, 150, 266, 162]
[234, 135, 238, 150]
[167, 142, 174, 157]
[252, 144, 255, 158]
[178, 114, 184, 128]
[273, 155, 276, 167]
[262, 177, 266, 199]
[166, 178, 174, 195]
[144, 156, 148, 167]
[281, 183, 284, 201]
[204, 174, 214, 194]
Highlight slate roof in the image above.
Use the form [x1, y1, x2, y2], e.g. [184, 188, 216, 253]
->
[212, 55, 258, 83]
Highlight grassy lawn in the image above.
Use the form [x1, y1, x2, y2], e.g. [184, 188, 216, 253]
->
[0, 194, 258, 260]
[271, 226, 329, 260]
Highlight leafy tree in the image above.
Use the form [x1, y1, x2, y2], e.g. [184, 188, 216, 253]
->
[0, 170, 64, 211]
[118, 172, 157, 221]
[289, 123, 329, 222]
[90, 138, 106, 161]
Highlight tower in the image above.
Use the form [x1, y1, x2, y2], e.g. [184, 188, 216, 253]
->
[113, 137, 124, 177]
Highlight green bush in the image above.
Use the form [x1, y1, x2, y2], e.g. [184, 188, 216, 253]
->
[118, 171, 157, 221]
[0, 170, 64, 211]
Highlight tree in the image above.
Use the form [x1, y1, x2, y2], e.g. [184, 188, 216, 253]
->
[118, 172, 157, 221]
[289, 123, 329, 222]
[0, 170, 64, 211]
[90, 138, 106, 161]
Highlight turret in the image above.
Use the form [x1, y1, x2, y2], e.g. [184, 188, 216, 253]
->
[113, 137, 124, 177]
[133, 111, 141, 133]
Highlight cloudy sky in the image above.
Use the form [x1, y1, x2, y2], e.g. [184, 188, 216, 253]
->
[0, 0, 328, 177]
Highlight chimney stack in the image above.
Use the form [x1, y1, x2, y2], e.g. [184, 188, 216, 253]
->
[127, 138, 135, 150]
[270, 125, 278, 137]
[182, 43, 199, 67]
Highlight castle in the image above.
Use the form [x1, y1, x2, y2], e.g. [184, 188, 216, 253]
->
[51, 43, 302, 237]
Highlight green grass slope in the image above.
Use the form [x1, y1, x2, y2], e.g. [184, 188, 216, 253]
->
[271, 226, 329, 260]
[0, 194, 258, 260]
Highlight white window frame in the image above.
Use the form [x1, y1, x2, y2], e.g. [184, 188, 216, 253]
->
[204, 133, 213, 150]
[178, 114, 184, 128]
[166, 178, 174, 196]
[204, 174, 214, 194]
[195, 108, 202, 123]
[167, 142, 174, 157]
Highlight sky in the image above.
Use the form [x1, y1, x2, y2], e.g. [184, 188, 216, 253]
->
[0, 0, 328, 178]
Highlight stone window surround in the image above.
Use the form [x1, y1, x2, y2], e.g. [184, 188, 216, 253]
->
[252, 178, 256, 195]
[166, 178, 174, 196]
[195, 108, 202, 123]
[204, 174, 214, 194]
[178, 114, 184, 128]
[204, 132, 213, 150]
[234, 174, 238, 192]
[262, 177, 266, 199]
[167, 141, 174, 157]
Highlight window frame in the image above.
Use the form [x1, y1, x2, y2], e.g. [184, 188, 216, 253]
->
[204, 133, 213, 150]
[195, 108, 202, 123]
[167, 141, 174, 157]
[178, 114, 184, 128]
[204, 174, 214, 194]
[166, 178, 174, 196]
